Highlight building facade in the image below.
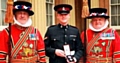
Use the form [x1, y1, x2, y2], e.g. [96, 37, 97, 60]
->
[0, 0, 120, 37]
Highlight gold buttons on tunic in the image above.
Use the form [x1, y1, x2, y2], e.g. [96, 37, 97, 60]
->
[65, 35, 67, 37]
[73, 39, 76, 41]
[54, 39, 56, 41]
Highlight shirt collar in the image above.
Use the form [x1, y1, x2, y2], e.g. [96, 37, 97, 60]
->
[58, 23, 69, 29]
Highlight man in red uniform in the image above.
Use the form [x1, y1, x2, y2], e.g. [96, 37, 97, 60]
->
[80, 8, 120, 63]
[0, 1, 46, 63]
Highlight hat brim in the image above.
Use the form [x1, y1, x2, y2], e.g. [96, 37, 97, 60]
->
[13, 9, 34, 16]
[87, 16, 109, 19]
[57, 11, 70, 14]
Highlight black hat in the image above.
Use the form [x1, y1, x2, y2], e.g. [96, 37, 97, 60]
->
[13, 1, 34, 16]
[87, 8, 109, 19]
[54, 4, 72, 14]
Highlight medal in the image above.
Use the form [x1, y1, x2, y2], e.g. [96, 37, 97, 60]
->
[100, 32, 115, 40]
[29, 44, 33, 48]
[23, 42, 28, 47]
[29, 34, 38, 40]
[101, 42, 106, 46]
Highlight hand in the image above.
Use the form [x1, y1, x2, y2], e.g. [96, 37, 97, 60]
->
[55, 49, 65, 57]
[66, 60, 75, 63]
[66, 57, 77, 63]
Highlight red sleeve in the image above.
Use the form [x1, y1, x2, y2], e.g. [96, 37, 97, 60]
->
[36, 29, 46, 63]
[113, 30, 120, 63]
[80, 31, 84, 44]
[0, 29, 9, 63]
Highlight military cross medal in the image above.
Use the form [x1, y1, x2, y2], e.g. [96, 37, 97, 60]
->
[63, 44, 74, 62]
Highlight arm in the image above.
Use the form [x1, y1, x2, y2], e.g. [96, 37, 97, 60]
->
[80, 31, 85, 43]
[74, 30, 84, 62]
[0, 30, 9, 63]
[37, 30, 46, 63]
[113, 30, 120, 63]
[44, 28, 56, 59]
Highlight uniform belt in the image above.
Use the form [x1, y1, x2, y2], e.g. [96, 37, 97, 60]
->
[11, 55, 38, 63]
[87, 56, 112, 63]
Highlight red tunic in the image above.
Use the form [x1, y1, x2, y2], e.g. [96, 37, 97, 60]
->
[80, 28, 120, 63]
[0, 25, 46, 63]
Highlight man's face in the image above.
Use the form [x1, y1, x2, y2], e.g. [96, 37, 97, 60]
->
[57, 13, 70, 25]
[15, 11, 29, 24]
[91, 17, 106, 29]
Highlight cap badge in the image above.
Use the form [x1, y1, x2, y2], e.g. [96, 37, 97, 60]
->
[62, 7, 65, 11]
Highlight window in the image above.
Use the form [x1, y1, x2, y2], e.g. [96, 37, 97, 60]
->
[110, 0, 120, 29]
[46, 0, 54, 26]
[0, 0, 7, 26]
[0, 0, 8, 31]
[0, 0, 18, 31]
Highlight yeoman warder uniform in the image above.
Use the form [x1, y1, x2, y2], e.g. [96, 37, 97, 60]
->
[80, 8, 120, 63]
[0, 1, 46, 63]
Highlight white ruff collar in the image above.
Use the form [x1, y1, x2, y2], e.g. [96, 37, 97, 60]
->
[14, 17, 32, 27]
[89, 20, 109, 32]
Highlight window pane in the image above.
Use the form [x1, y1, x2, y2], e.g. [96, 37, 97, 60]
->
[46, 3, 48, 14]
[118, 0, 120, 3]
[118, 5, 120, 14]
[50, 15, 53, 25]
[111, 5, 117, 15]
[118, 16, 120, 25]
[111, 16, 117, 26]
[46, 15, 49, 26]
[50, 0, 53, 2]
[47, 15, 53, 26]
[2, 10, 7, 25]
[1, 0, 7, 9]
[48, 4, 52, 14]
[46, 0, 54, 26]
[111, 0, 118, 4]
[46, 0, 49, 2]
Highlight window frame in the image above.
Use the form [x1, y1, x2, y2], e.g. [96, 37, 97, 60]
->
[0, 0, 8, 31]
[0, 0, 17, 31]
[109, 0, 120, 30]
[46, 0, 55, 27]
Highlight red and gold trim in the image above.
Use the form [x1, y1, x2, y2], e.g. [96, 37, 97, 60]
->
[11, 26, 33, 58]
